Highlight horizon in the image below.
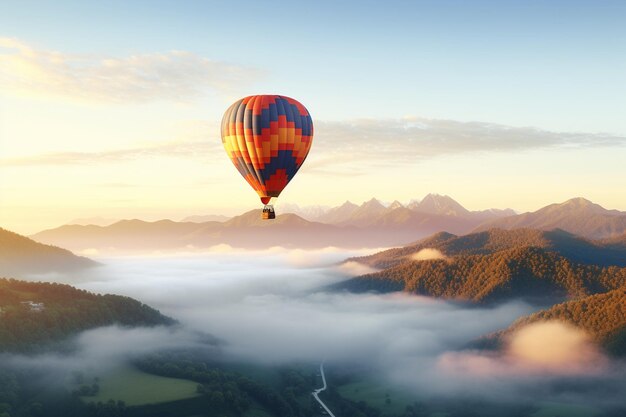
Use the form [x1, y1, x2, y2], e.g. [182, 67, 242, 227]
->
[9, 193, 619, 235]
[1, 1, 625, 233]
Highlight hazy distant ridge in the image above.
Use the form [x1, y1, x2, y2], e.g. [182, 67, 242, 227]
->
[30, 195, 626, 253]
[474, 197, 626, 239]
[0, 227, 97, 275]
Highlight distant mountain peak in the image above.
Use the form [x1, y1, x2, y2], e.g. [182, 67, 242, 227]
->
[544, 197, 616, 216]
[564, 197, 593, 205]
[558, 197, 606, 211]
[361, 198, 385, 208]
[474, 197, 626, 239]
[413, 193, 470, 217]
[422, 193, 453, 202]
[389, 200, 404, 210]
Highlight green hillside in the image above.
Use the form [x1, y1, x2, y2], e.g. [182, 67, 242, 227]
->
[502, 288, 626, 355]
[0, 278, 174, 352]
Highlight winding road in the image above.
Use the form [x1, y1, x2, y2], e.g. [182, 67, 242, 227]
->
[312, 362, 336, 417]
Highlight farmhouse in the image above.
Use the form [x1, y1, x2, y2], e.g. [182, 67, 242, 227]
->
[21, 301, 45, 312]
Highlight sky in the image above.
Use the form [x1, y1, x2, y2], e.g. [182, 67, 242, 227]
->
[1, 0, 625, 234]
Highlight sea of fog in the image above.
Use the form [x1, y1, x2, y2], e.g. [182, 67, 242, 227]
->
[17, 248, 626, 406]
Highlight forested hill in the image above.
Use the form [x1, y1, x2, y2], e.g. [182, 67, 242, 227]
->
[0, 227, 97, 275]
[350, 228, 626, 269]
[337, 246, 626, 304]
[0, 278, 174, 352]
[491, 288, 626, 356]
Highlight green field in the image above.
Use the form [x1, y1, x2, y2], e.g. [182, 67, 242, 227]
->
[81, 365, 200, 406]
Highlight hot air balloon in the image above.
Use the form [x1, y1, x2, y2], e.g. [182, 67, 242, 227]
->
[221, 95, 314, 220]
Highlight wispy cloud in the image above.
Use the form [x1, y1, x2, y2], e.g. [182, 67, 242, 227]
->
[307, 117, 626, 172]
[2, 115, 625, 168]
[0, 37, 261, 102]
[439, 321, 607, 377]
[0, 117, 223, 167]
[0, 138, 222, 167]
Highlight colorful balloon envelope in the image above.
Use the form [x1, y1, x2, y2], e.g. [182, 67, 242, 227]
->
[221, 95, 314, 211]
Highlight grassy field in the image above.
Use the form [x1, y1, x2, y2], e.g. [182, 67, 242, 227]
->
[81, 365, 200, 406]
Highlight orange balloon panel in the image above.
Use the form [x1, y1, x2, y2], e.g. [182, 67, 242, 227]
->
[221, 95, 313, 204]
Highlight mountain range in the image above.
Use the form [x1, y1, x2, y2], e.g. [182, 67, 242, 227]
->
[34, 195, 626, 253]
[180, 214, 231, 223]
[283, 194, 516, 227]
[32, 212, 357, 252]
[474, 197, 626, 239]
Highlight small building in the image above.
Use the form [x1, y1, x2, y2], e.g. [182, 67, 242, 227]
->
[21, 301, 45, 312]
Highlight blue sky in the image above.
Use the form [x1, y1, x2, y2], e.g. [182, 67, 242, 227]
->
[0, 0, 625, 233]
[2, 0, 625, 132]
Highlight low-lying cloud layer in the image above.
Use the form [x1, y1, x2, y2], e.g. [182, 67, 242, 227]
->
[16, 250, 626, 406]
[5, 325, 205, 372]
[439, 321, 607, 377]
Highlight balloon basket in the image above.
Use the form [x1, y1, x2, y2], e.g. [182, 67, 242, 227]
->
[262, 205, 276, 220]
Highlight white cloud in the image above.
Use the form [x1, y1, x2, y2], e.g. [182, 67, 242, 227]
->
[0, 37, 261, 103]
[410, 248, 447, 261]
[437, 321, 607, 378]
[336, 260, 379, 276]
